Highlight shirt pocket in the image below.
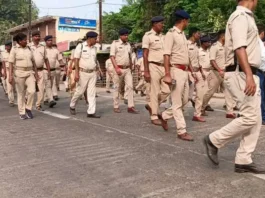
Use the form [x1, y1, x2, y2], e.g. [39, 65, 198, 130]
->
[150, 39, 162, 51]
[16, 52, 24, 60]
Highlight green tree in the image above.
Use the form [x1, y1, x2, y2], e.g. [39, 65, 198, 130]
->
[0, 0, 39, 44]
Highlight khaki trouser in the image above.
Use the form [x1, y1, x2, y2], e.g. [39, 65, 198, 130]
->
[162, 67, 189, 135]
[70, 71, 97, 114]
[69, 70, 76, 97]
[202, 70, 234, 114]
[188, 71, 195, 100]
[52, 68, 60, 96]
[15, 71, 36, 115]
[1, 76, 7, 93]
[145, 82, 151, 103]
[210, 72, 261, 165]
[106, 69, 114, 91]
[44, 70, 56, 102]
[149, 63, 170, 120]
[113, 68, 134, 108]
[36, 70, 45, 107]
[6, 69, 15, 104]
[194, 71, 208, 117]
[119, 79, 128, 100]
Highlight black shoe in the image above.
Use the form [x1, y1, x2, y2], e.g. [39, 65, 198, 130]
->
[135, 89, 138, 94]
[25, 109, 34, 119]
[44, 100, 49, 106]
[106, 90, 111, 93]
[203, 135, 219, 165]
[96, 94, 99, 98]
[70, 107, 76, 115]
[205, 105, 214, 112]
[20, 114, 28, 120]
[36, 106, 44, 111]
[49, 101, 57, 108]
[53, 96, 59, 101]
[141, 92, 146, 97]
[235, 163, 265, 174]
[124, 99, 128, 105]
[87, 114, 101, 118]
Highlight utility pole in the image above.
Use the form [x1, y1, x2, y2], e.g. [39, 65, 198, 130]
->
[28, 0, 32, 42]
[99, 0, 103, 50]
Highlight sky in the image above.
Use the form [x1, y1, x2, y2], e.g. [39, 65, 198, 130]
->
[33, 0, 127, 19]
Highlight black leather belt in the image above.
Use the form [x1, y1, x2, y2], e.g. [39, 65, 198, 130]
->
[44, 68, 56, 71]
[225, 65, 257, 75]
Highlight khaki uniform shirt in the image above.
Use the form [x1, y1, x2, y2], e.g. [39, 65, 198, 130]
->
[74, 42, 97, 70]
[46, 47, 62, 69]
[29, 43, 47, 69]
[210, 41, 225, 70]
[105, 58, 114, 72]
[187, 40, 199, 68]
[110, 39, 131, 66]
[2, 51, 10, 68]
[164, 26, 189, 65]
[199, 48, 211, 69]
[142, 29, 164, 63]
[225, 6, 261, 68]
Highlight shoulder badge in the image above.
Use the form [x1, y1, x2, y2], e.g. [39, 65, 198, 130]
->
[146, 31, 152, 35]
[114, 40, 119, 42]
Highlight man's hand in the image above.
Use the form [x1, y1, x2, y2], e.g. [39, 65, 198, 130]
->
[115, 67, 122, 76]
[9, 75, 13, 84]
[245, 75, 256, 96]
[219, 70, 225, 78]
[163, 73, 172, 85]
[75, 72, 80, 82]
[144, 71, 151, 82]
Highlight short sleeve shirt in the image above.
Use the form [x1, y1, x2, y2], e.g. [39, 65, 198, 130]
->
[74, 42, 97, 70]
[142, 29, 164, 63]
[163, 26, 189, 65]
[110, 39, 131, 66]
[187, 40, 199, 68]
[209, 41, 225, 70]
[225, 6, 261, 68]
[2, 51, 10, 68]
[9, 45, 33, 68]
[29, 43, 47, 69]
[199, 48, 211, 69]
[46, 47, 62, 69]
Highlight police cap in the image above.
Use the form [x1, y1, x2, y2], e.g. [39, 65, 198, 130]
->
[175, 10, 190, 19]
[44, 35, 53, 41]
[86, 31, 98, 38]
[151, 16, 164, 23]
[32, 30, 40, 36]
[5, 40, 12, 46]
[200, 35, 211, 43]
[119, 28, 129, 36]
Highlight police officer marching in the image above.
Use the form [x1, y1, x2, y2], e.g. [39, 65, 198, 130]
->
[2, 40, 15, 107]
[69, 31, 101, 118]
[29, 30, 53, 111]
[9, 33, 39, 120]
[158, 10, 194, 141]
[110, 28, 139, 114]
[44, 35, 64, 107]
[204, 0, 265, 174]
[142, 16, 170, 126]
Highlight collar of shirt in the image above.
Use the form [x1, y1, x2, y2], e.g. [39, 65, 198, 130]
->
[83, 41, 95, 49]
[29, 42, 42, 48]
[173, 26, 183, 34]
[118, 39, 128, 45]
[237, 6, 253, 16]
[187, 40, 196, 45]
[217, 41, 224, 47]
[200, 47, 208, 53]
[151, 29, 161, 36]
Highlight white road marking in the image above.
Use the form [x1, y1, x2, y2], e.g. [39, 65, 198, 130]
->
[253, 174, 265, 181]
[40, 110, 70, 119]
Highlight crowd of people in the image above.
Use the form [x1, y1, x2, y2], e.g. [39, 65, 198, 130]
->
[0, 0, 265, 174]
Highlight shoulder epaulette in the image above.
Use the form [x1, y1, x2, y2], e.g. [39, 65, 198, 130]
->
[169, 28, 175, 33]
[145, 31, 152, 35]
[114, 40, 119, 42]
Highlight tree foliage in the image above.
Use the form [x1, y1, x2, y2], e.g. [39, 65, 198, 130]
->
[103, 0, 265, 43]
[0, 0, 39, 44]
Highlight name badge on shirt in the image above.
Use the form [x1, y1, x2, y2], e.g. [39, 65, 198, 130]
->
[83, 50, 87, 52]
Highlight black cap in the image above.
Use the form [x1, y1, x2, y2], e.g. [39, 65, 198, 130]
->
[32, 30, 40, 36]
[5, 40, 12, 46]
[119, 28, 129, 36]
[44, 35, 53, 41]
[86, 31, 98, 38]
[151, 16, 164, 23]
[175, 10, 190, 19]
[200, 35, 211, 43]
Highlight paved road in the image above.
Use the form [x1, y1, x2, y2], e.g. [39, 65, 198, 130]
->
[0, 87, 265, 198]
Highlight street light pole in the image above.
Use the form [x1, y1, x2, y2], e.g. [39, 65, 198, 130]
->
[99, 0, 103, 50]
[28, 0, 32, 42]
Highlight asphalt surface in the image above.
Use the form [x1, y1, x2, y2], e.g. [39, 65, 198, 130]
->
[0, 86, 265, 198]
